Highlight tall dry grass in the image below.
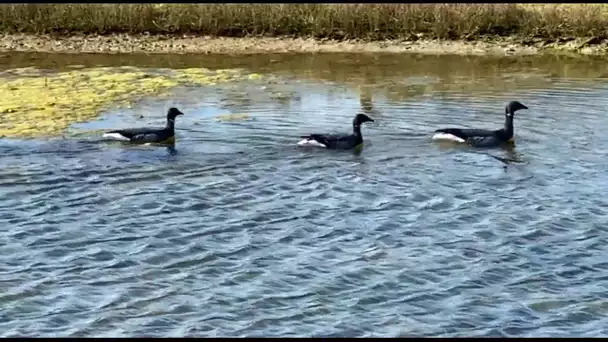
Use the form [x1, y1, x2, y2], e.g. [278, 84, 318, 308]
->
[0, 4, 606, 39]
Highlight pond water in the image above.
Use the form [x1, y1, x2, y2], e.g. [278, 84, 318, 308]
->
[1, 51, 608, 337]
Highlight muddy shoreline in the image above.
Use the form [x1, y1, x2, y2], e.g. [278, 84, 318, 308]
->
[0, 33, 607, 56]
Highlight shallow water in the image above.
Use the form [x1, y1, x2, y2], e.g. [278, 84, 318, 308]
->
[2, 52, 608, 337]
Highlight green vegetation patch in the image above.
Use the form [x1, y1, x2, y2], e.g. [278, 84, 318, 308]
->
[0, 66, 265, 138]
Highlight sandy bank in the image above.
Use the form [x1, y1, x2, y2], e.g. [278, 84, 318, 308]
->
[0, 34, 607, 56]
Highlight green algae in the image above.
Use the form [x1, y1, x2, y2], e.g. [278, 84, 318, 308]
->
[0, 66, 266, 138]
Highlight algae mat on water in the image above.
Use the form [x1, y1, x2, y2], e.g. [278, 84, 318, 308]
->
[0, 66, 265, 139]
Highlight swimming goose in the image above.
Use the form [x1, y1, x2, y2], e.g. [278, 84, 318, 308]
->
[432, 101, 528, 148]
[102, 107, 184, 144]
[298, 113, 375, 150]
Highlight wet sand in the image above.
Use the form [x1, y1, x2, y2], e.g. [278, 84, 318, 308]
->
[0, 33, 606, 56]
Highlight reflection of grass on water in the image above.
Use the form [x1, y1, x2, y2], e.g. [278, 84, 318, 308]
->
[0, 4, 606, 39]
[245, 53, 608, 105]
[2, 51, 606, 115]
[0, 67, 265, 139]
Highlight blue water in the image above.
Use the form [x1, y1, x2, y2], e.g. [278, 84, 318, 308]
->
[1, 52, 608, 337]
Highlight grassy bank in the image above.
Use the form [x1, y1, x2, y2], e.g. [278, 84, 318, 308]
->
[0, 4, 607, 40]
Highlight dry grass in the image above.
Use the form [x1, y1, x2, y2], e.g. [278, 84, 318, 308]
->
[0, 4, 606, 40]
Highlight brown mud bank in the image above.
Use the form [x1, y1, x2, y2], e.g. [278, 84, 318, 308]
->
[1, 34, 607, 56]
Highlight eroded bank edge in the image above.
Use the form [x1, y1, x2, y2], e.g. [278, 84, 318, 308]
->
[0, 34, 607, 56]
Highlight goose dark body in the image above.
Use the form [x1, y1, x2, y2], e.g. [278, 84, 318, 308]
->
[298, 113, 375, 150]
[103, 107, 184, 144]
[433, 101, 528, 148]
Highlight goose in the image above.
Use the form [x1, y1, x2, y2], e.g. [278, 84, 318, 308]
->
[432, 101, 528, 148]
[298, 113, 375, 150]
[102, 107, 184, 144]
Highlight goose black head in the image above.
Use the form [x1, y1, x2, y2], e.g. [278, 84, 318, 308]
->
[353, 113, 375, 126]
[167, 107, 184, 120]
[505, 101, 528, 117]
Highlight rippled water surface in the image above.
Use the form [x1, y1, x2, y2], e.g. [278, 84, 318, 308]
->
[2, 52, 608, 337]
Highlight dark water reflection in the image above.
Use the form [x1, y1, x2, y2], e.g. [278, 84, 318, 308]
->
[1, 52, 608, 337]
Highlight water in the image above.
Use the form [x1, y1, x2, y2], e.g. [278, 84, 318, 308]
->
[2, 52, 608, 337]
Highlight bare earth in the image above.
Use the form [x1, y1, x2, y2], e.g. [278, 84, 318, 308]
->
[0, 33, 607, 56]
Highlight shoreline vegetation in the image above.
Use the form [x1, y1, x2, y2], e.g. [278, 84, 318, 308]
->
[0, 4, 607, 56]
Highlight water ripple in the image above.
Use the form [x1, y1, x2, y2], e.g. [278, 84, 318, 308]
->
[1, 59, 608, 337]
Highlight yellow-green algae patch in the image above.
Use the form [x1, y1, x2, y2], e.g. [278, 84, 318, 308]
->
[214, 113, 251, 122]
[0, 66, 267, 139]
